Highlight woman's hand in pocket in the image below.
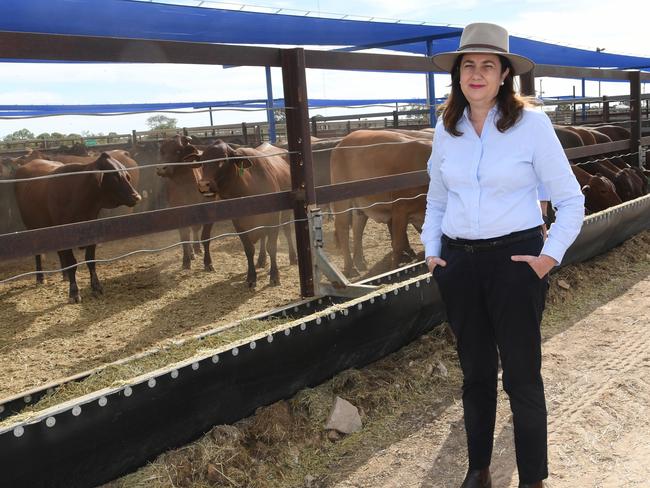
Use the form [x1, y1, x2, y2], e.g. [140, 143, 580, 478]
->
[510, 254, 557, 279]
[426, 256, 447, 274]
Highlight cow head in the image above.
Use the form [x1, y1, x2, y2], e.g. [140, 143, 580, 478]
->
[581, 174, 622, 212]
[95, 153, 141, 208]
[157, 135, 201, 177]
[0, 157, 16, 179]
[13, 148, 47, 165]
[612, 169, 639, 202]
[198, 140, 252, 197]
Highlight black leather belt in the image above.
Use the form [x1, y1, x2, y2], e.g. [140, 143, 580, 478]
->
[442, 227, 542, 252]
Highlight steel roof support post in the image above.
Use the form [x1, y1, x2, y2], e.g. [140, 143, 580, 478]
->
[281, 48, 315, 297]
[426, 39, 436, 127]
[265, 66, 277, 143]
[581, 78, 587, 121]
[630, 70, 642, 169]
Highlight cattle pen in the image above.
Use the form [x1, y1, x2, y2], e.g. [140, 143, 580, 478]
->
[0, 28, 649, 488]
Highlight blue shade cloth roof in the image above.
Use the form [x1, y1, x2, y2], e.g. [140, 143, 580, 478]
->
[0, 98, 434, 118]
[1, 0, 649, 70]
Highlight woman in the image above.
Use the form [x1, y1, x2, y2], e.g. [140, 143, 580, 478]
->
[421, 23, 584, 488]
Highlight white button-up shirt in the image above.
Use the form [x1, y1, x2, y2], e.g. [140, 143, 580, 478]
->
[421, 106, 584, 264]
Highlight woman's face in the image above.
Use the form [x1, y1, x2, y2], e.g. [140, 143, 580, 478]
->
[459, 53, 509, 108]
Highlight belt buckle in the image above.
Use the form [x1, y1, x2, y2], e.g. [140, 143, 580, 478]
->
[463, 244, 474, 253]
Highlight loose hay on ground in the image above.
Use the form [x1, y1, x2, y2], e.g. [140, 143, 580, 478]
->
[0, 317, 290, 428]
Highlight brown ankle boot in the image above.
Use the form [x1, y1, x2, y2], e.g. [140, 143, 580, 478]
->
[460, 467, 491, 488]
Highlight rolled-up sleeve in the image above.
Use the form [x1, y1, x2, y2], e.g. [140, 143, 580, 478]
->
[420, 126, 448, 258]
[531, 113, 585, 264]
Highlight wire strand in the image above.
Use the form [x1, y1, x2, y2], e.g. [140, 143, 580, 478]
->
[573, 151, 639, 167]
[0, 217, 307, 285]
[0, 150, 298, 184]
[322, 193, 427, 216]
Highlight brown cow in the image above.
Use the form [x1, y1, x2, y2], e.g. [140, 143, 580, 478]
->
[565, 126, 597, 146]
[386, 128, 435, 140]
[582, 127, 612, 145]
[158, 135, 214, 270]
[197, 140, 297, 288]
[43, 149, 140, 191]
[570, 165, 621, 212]
[591, 124, 630, 142]
[1, 157, 19, 179]
[591, 125, 640, 167]
[14, 153, 141, 303]
[579, 160, 644, 202]
[330, 130, 431, 277]
[553, 125, 583, 149]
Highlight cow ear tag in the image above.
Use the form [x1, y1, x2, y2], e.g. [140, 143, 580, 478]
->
[238, 161, 244, 176]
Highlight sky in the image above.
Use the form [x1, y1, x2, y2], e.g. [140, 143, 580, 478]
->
[0, 0, 647, 139]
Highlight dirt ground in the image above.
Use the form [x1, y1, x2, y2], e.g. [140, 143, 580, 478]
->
[106, 230, 650, 488]
[0, 217, 417, 398]
[333, 262, 650, 488]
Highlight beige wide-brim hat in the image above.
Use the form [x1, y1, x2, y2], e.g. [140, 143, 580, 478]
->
[432, 22, 534, 76]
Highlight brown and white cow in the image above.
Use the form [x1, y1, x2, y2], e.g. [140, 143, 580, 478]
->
[197, 140, 297, 288]
[158, 135, 214, 271]
[14, 153, 141, 303]
[330, 130, 431, 277]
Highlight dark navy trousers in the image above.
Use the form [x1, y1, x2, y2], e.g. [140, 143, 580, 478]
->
[433, 231, 549, 484]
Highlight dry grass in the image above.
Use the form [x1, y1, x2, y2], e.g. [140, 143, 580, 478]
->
[0, 317, 289, 428]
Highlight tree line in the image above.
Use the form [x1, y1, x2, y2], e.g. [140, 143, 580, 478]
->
[1, 115, 179, 143]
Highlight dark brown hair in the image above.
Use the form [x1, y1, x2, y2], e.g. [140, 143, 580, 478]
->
[440, 54, 535, 136]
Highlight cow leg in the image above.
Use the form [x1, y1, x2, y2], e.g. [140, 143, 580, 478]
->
[179, 227, 192, 269]
[192, 225, 203, 255]
[266, 228, 281, 286]
[401, 222, 420, 259]
[334, 209, 357, 277]
[58, 254, 69, 281]
[256, 235, 267, 269]
[283, 216, 297, 265]
[385, 217, 414, 259]
[237, 232, 257, 288]
[85, 245, 103, 296]
[35, 254, 44, 284]
[352, 211, 368, 271]
[201, 224, 214, 272]
[58, 249, 80, 303]
[390, 208, 412, 268]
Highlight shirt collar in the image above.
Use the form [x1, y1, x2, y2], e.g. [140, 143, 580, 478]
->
[462, 104, 499, 126]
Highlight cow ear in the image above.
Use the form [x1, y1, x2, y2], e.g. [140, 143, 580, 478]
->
[95, 152, 113, 184]
[225, 144, 237, 158]
[181, 136, 193, 146]
[581, 184, 591, 194]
